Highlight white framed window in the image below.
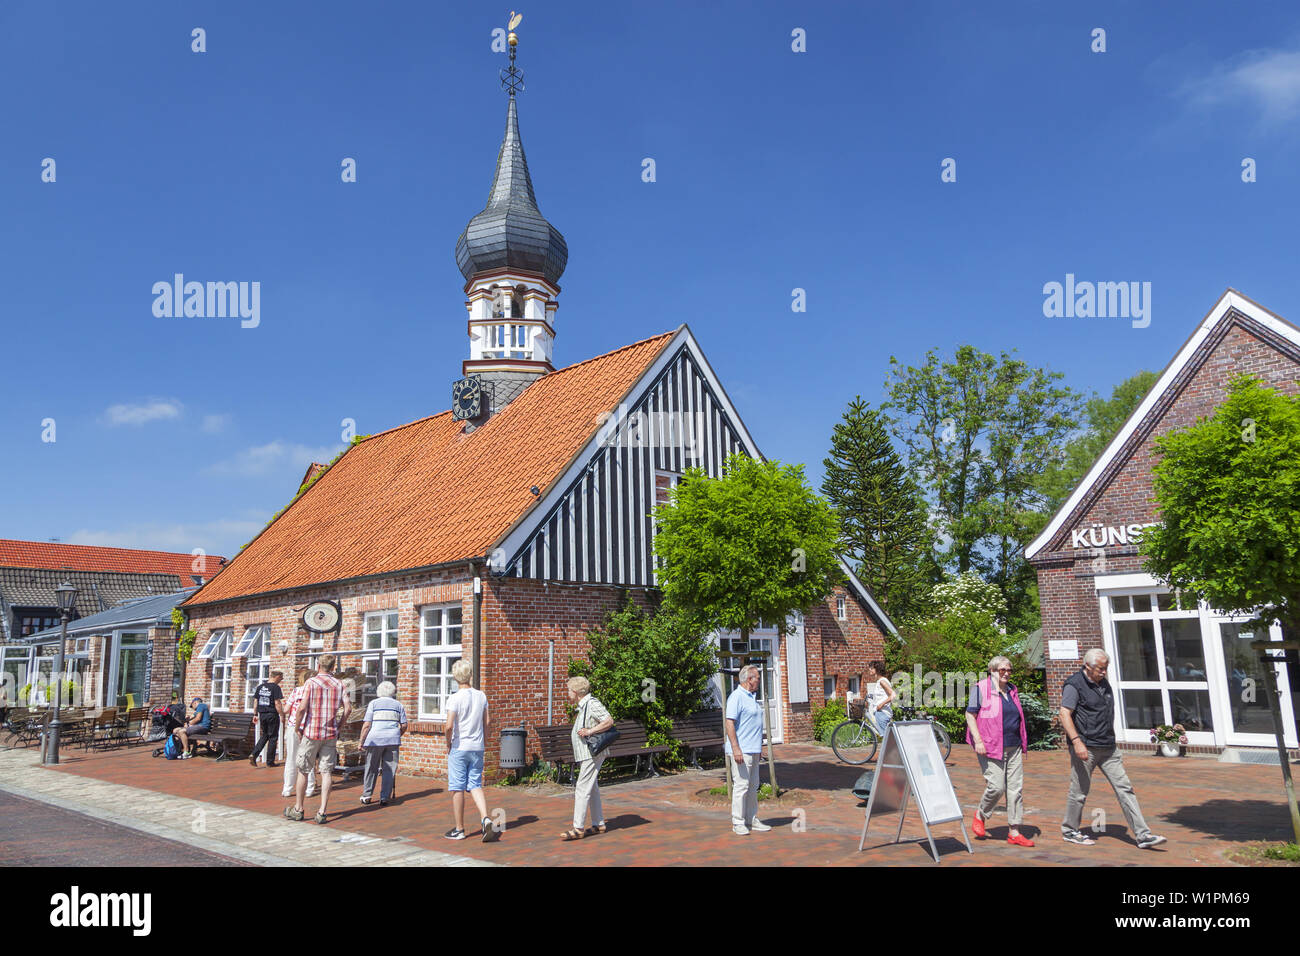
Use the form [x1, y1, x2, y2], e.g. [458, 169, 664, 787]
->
[836, 595, 847, 620]
[240, 625, 272, 711]
[419, 605, 464, 719]
[197, 628, 230, 661]
[203, 629, 233, 710]
[824, 676, 836, 700]
[362, 611, 400, 712]
[848, 676, 860, 697]
[73, 637, 90, 655]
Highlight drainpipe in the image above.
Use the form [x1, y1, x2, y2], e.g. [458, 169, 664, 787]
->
[472, 569, 483, 690]
[548, 638, 555, 723]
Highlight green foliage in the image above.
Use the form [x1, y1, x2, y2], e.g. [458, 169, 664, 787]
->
[1142, 376, 1300, 635]
[812, 698, 846, 743]
[1017, 691, 1061, 750]
[1036, 370, 1159, 513]
[498, 759, 560, 787]
[821, 396, 933, 621]
[931, 571, 1006, 620]
[1263, 843, 1300, 862]
[568, 599, 718, 771]
[171, 608, 197, 663]
[655, 453, 841, 634]
[882, 345, 1083, 629]
[757, 783, 774, 801]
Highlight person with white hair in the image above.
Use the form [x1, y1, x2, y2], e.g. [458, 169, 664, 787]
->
[1059, 648, 1166, 849]
[563, 675, 614, 841]
[725, 664, 770, 836]
[444, 659, 496, 842]
[358, 679, 407, 806]
[966, 655, 1033, 847]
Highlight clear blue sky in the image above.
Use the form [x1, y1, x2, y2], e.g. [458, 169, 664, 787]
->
[4, 0, 1300, 559]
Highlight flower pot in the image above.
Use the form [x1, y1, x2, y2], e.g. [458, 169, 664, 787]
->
[1158, 741, 1181, 757]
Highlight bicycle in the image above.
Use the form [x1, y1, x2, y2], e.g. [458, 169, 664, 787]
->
[829, 703, 953, 765]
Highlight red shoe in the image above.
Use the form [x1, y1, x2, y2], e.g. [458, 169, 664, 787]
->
[1007, 833, 1035, 847]
[972, 812, 986, 839]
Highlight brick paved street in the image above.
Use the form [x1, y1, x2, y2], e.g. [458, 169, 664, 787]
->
[3, 741, 1295, 866]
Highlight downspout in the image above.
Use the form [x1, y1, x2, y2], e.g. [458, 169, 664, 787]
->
[471, 562, 484, 690]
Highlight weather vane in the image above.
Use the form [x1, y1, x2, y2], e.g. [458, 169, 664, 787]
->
[500, 11, 525, 96]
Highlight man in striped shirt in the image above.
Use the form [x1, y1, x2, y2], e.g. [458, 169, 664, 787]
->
[285, 655, 351, 825]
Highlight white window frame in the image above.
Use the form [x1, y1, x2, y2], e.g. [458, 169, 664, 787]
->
[233, 623, 269, 660]
[204, 628, 233, 711]
[418, 604, 464, 720]
[240, 625, 272, 711]
[824, 676, 836, 700]
[848, 676, 860, 697]
[836, 595, 847, 620]
[197, 628, 229, 661]
[362, 611, 401, 712]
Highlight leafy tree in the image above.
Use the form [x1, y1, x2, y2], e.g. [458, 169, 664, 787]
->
[569, 599, 718, 769]
[930, 571, 1006, 620]
[1037, 369, 1159, 513]
[882, 345, 1082, 628]
[821, 397, 933, 621]
[655, 453, 841, 791]
[1142, 376, 1300, 636]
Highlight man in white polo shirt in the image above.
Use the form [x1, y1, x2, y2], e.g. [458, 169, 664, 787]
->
[725, 664, 771, 835]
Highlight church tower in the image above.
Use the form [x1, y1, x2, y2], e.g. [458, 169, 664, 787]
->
[451, 15, 567, 422]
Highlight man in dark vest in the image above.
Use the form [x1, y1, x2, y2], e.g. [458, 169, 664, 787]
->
[1059, 649, 1166, 849]
[249, 670, 286, 767]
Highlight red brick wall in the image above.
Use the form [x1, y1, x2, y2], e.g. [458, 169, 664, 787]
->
[1033, 315, 1300, 713]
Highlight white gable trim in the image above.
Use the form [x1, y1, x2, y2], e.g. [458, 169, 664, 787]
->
[839, 559, 899, 635]
[1026, 289, 1300, 559]
[491, 326, 764, 565]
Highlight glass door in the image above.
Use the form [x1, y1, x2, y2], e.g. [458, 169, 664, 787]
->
[715, 624, 783, 743]
[1217, 622, 1297, 747]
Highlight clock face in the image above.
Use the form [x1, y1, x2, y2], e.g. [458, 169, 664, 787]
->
[302, 601, 340, 633]
[452, 377, 482, 421]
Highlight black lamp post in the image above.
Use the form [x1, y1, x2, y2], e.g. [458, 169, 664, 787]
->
[44, 581, 77, 765]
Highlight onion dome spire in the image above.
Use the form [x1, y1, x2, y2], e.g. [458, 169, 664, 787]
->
[454, 13, 568, 286]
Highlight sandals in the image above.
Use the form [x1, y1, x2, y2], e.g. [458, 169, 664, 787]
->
[561, 827, 585, 841]
[588, 823, 607, 836]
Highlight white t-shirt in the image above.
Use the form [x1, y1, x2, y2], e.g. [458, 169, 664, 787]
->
[446, 687, 488, 752]
[865, 678, 892, 715]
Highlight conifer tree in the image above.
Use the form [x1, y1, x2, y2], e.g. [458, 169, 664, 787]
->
[821, 397, 932, 621]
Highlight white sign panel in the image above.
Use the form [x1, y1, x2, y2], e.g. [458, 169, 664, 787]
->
[1049, 639, 1080, 661]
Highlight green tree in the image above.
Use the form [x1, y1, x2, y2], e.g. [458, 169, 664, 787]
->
[655, 453, 842, 792]
[1142, 376, 1300, 636]
[821, 397, 933, 621]
[1037, 369, 1159, 513]
[568, 600, 717, 768]
[882, 345, 1082, 628]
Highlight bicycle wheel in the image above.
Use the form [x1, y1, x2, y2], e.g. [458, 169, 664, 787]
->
[830, 720, 879, 764]
[931, 722, 952, 761]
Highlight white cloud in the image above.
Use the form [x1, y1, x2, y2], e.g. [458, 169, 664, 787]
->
[1183, 47, 1300, 125]
[201, 413, 232, 434]
[104, 399, 183, 427]
[206, 440, 343, 478]
[68, 519, 263, 556]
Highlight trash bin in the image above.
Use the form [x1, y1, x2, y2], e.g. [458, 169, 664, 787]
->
[499, 725, 527, 769]
[851, 770, 874, 801]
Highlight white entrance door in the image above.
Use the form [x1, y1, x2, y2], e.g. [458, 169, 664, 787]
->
[714, 624, 783, 744]
[1215, 620, 1298, 748]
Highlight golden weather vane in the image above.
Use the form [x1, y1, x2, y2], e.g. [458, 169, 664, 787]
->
[501, 11, 525, 95]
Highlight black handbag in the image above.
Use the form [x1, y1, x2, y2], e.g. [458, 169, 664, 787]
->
[579, 699, 620, 757]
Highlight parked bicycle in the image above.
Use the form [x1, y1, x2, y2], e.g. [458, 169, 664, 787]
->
[830, 702, 953, 765]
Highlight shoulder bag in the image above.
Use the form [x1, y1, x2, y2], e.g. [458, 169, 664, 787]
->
[582, 698, 620, 758]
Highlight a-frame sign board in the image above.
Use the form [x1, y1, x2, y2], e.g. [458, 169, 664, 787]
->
[858, 720, 973, 863]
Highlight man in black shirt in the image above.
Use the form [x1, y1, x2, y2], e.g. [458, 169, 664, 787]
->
[1059, 649, 1166, 849]
[249, 670, 286, 767]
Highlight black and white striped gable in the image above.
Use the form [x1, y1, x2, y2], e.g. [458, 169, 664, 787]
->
[493, 328, 760, 586]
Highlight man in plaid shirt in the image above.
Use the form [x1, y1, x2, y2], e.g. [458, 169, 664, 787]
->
[285, 654, 351, 824]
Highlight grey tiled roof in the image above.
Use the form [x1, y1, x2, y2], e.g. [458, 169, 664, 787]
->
[455, 96, 568, 285]
[21, 589, 197, 644]
[0, 568, 189, 641]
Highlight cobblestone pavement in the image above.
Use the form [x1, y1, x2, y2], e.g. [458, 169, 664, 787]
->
[3, 738, 1294, 866]
[0, 747, 493, 867]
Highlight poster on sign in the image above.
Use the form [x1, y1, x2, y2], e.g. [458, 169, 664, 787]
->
[858, 720, 971, 863]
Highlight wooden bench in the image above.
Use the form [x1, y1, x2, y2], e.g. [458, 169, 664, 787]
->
[670, 709, 725, 768]
[533, 719, 670, 784]
[186, 713, 256, 761]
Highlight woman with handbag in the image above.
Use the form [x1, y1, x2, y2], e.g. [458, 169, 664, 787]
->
[563, 676, 616, 841]
[965, 655, 1034, 847]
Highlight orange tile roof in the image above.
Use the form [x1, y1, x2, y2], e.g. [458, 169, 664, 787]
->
[185, 330, 680, 606]
[0, 540, 226, 577]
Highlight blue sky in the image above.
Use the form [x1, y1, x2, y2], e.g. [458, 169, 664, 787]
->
[4, 0, 1300, 560]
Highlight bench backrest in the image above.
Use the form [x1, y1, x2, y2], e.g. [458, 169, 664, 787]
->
[210, 713, 255, 737]
[671, 709, 725, 744]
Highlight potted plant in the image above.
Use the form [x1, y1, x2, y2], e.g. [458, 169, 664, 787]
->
[1150, 723, 1188, 757]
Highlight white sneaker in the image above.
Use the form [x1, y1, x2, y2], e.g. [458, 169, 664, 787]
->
[732, 824, 750, 836]
[748, 819, 772, 832]
[280, 790, 292, 798]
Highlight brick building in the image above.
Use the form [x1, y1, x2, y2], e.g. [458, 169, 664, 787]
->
[179, 59, 893, 777]
[1027, 290, 1299, 755]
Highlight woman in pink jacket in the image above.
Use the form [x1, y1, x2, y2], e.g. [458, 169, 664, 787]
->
[965, 655, 1033, 847]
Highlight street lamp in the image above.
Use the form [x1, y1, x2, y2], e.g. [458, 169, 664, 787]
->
[44, 581, 77, 765]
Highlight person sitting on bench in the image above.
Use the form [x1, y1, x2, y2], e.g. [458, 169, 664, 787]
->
[173, 696, 211, 759]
